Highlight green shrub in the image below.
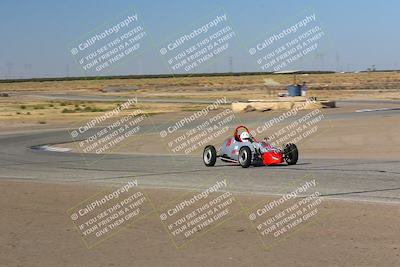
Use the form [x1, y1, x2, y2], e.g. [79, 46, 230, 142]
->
[62, 108, 75, 113]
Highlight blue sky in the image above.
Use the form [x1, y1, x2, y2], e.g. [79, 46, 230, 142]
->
[0, 0, 399, 78]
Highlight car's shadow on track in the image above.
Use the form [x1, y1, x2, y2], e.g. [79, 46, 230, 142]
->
[212, 162, 312, 168]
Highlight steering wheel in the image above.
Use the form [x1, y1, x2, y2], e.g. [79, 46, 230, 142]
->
[233, 125, 255, 142]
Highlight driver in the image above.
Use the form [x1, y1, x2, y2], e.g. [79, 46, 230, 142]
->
[240, 132, 252, 142]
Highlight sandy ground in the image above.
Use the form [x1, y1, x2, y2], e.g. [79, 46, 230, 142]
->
[1, 180, 399, 267]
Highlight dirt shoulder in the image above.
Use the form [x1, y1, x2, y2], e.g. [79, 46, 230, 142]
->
[1, 180, 399, 267]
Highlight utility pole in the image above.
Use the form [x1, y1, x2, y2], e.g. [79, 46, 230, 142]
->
[6, 62, 13, 79]
[228, 56, 233, 73]
[336, 52, 340, 72]
[66, 64, 70, 77]
[314, 53, 324, 70]
[24, 63, 32, 78]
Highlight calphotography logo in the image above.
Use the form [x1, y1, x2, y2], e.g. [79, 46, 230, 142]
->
[249, 98, 327, 148]
[249, 13, 325, 71]
[66, 180, 154, 248]
[156, 179, 242, 248]
[158, 97, 240, 159]
[67, 97, 151, 164]
[69, 10, 147, 75]
[243, 177, 328, 250]
[159, 13, 236, 73]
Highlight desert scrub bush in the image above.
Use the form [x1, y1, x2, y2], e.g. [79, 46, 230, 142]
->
[62, 108, 75, 113]
[91, 107, 104, 112]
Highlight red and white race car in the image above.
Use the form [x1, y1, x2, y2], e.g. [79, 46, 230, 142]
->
[203, 125, 298, 168]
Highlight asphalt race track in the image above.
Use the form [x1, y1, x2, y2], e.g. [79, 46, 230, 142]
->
[1, 102, 400, 204]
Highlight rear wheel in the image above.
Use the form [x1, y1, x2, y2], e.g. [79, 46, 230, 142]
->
[284, 143, 298, 165]
[203, 145, 217, 166]
[238, 146, 252, 168]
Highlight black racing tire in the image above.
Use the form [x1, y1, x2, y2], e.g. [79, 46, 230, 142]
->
[203, 145, 217, 166]
[284, 143, 298, 165]
[238, 146, 252, 168]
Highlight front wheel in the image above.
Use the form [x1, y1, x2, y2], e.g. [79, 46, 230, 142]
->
[238, 146, 252, 168]
[203, 145, 217, 166]
[284, 143, 298, 165]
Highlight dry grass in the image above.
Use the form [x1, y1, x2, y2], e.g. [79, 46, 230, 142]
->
[1, 71, 399, 93]
[0, 72, 399, 130]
